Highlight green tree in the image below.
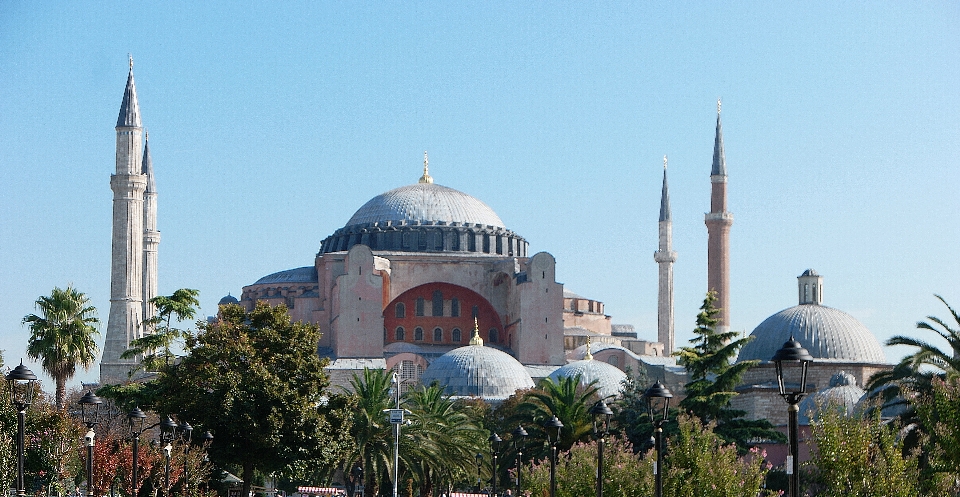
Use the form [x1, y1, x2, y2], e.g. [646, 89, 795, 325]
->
[121, 288, 201, 374]
[23, 286, 100, 409]
[806, 406, 921, 497]
[152, 302, 350, 497]
[513, 375, 599, 454]
[913, 375, 960, 495]
[525, 437, 655, 497]
[611, 367, 653, 451]
[341, 368, 395, 497]
[675, 291, 783, 449]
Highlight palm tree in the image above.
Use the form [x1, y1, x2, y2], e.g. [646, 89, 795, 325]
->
[342, 368, 395, 497]
[121, 288, 200, 373]
[23, 285, 100, 409]
[514, 375, 599, 454]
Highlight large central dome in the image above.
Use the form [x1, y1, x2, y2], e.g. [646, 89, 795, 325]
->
[346, 183, 505, 228]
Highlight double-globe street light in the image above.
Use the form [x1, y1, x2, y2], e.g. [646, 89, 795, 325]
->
[512, 425, 528, 495]
[160, 415, 179, 497]
[488, 432, 502, 497]
[644, 381, 673, 497]
[6, 361, 38, 497]
[127, 407, 148, 497]
[589, 400, 613, 497]
[78, 391, 104, 497]
[772, 336, 813, 497]
[542, 416, 563, 497]
[474, 453, 484, 493]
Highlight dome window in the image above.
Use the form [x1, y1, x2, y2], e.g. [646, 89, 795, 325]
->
[434, 328, 443, 342]
[395, 302, 405, 318]
[414, 327, 424, 341]
[452, 328, 462, 342]
[395, 327, 405, 341]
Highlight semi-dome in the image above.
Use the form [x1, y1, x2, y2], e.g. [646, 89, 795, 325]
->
[737, 271, 885, 364]
[420, 331, 533, 400]
[799, 371, 866, 424]
[218, 294, 239, 305]
[319, 169, 528, 256]
[547, 359, 626, 399]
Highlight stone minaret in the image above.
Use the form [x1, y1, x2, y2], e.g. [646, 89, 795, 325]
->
[101, 58, 148, 384]
[654, 156, 677, 354]
[705, 100, 733, 333]
[142, 132, 160, 323]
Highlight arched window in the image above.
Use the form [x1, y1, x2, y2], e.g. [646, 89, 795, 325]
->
[415, 297, 425, 316]
[471, 305, 479, 319]
[451, 298, 460, 317]
[414, 327, 424, 341]
[395, 302, 405, 318]
[452, 328, 462, 342]
[395, 327, 405, 341]
[432, 290, 443, 317]
[489, 329, 498, 343]
[607, 356, 619, 367]
[434, 328, 443, 342]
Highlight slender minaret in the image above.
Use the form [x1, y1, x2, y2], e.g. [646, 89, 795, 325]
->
[101, 57, 148, 384]
[705, 99, 733, 333]
[142, 132, 160, 323]
[654, 156, 677, 354]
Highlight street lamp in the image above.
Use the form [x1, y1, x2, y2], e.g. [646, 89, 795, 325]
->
[542, 416, 563, 497]
[159, 416, 179, 497]
[180, 421, 193, 497]
[589, 400, 613, 497]
[512, 425, 528, 495]
[772, 336, 813, 497]
[6, 361, 38, 497]
[475, 453, 484, 493]
[644, 381, 673, 497]
[127, 407, 147, 497]
[78, 391, 103, 497]
[488, 432, 502, 497]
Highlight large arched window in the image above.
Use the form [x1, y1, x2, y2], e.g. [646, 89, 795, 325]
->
[451, 298, 460, 317]
[452, 328, 462, 343]
[395, 302, 406, 318]
[432, 290, 443, 317]
[434, 327, 443, 342]
[414, 327, 424, 341]
[395, 327, 405, 341]
[415, 297, 425, 316]
[489, 329, 498, 343]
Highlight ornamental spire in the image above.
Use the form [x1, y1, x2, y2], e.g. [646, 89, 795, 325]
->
[469, 317, 483, 346]
[418, 151, 434, 184]
[584, 336, 594, 361]
[711, 98, 726, 177]
[659, 155, 671, 222]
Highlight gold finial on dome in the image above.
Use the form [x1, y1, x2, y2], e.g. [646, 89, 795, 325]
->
[418, 151, 434, 184]
[469, 317, 483, 346]
[584, 337, 594, 361]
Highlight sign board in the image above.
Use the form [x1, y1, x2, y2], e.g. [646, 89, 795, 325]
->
[389, 408, 404, 424]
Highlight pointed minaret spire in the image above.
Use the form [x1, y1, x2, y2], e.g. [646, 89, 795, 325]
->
[584, 336, 594, 361]
[142, 131, 160, 325]
[418, 151, 434, 184]
[706, 99, 733, 333]
[655, 156, 678, 354]
[117, 56, 141, 130]
[469, 317, 484, 346]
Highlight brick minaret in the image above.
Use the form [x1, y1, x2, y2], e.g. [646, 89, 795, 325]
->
[705, 100, 733, 333]
[654, 156, 677, 354]
[102, 58, 148, 384]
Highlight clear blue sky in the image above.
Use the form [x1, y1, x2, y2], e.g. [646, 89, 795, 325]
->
[1, 2, 957, 390]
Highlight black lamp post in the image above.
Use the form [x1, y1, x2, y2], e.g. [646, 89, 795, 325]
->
[475, 453, 483, 493]
[488, 432, 502, 497]
[644, 381, 673, 497]
[6, 361, 38, 497]
[511, 425, 528, 495]
[78, 391, 103, 497]
[180, 421, 193, 497]
[542, 416, 563, 497]
[772, 336, 813, 497]
[127, 407, 147, 497]
[159, 416, 179, 497]
[589, 400, 613, 497]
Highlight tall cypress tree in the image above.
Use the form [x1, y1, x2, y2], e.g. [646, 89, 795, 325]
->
[675, 291, 784, 448]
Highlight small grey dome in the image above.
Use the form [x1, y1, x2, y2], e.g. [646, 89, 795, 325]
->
[547, 359, 627, 399]
[737, 304, 885, 364]
[800, 268, 819, 277]
[218, 294, 239, 305]
[420, 344, 533, 400]
[799, 370, 866, 424]
[347, 183, 505, 228]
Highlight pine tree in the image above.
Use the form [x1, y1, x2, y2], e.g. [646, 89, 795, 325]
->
[675, 291, 784, 448]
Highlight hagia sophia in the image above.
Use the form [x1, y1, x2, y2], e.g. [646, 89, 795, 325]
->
[99, 61, 891, 424]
